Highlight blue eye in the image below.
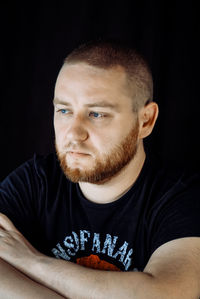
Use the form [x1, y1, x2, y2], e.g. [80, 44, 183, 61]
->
[89, 112, 104, 118]
[61, 109, 67, 114]
[57, 109, 70, 115]
[93, 112, 100, 118]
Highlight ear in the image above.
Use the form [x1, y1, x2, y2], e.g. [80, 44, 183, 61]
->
[138, 102, 159, 139]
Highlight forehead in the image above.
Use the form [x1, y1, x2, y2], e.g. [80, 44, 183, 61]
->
[54, 63, 133, 105]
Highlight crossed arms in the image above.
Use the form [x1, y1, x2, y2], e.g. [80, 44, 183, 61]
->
[0, 213, 200, 299]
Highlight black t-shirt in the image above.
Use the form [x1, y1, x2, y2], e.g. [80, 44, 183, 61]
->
[0, 153, 200, 272]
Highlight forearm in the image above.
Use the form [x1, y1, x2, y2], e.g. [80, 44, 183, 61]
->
[1, 214, 199, 299]
[15, 256, 158, 299]
[0, 258, 65, 299]
[20, 255, 199, 299]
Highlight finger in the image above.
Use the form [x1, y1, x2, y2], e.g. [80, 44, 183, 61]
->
[0, 228, 10, 239]
[0, 213, 18, 232]
[0, 228, 7, 236]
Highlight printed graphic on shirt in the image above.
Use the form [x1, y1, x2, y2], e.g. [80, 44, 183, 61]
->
[77, 254, 121, 271]
[51, 230, 133, 271]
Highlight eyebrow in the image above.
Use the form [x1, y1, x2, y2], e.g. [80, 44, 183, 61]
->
[86, 101, 119, 110]
[53, 98, 119, 111]
[53, 98, 67, 105]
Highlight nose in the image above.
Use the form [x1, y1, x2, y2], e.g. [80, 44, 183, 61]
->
[66, 116, 88, 143]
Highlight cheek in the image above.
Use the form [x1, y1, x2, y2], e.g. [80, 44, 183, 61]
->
[54, 122, 67, 144]
[90, 132, 118, 155]
[95, 129, 131, 155]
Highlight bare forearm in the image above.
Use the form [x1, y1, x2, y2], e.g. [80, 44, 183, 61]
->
[0, 259, 65, 299]
[0, 213, 199, 299]
[16, 256, 156, 299]
[21, 255, 199, 299]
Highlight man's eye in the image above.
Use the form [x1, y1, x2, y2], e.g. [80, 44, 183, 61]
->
[89, 112, 105, 119]
[57, 109, 70, 115]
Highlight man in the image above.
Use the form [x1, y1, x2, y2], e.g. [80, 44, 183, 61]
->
[0, 40, 200, 298]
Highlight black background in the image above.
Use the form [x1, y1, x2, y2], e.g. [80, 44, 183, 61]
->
[1, 1, 199, 180]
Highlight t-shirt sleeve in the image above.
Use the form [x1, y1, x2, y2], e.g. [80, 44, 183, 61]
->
[149, 172, 200, 257]
[0, 156, 41, 242]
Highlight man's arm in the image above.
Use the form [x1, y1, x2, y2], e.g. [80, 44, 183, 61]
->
[0, 258, 65, 298]
[19, 238, 200, 299]
[1, 213, 200, 299]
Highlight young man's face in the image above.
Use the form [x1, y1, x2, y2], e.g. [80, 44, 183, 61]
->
[54, 63, 140, 184]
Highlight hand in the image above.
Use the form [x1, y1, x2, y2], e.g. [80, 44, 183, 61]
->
[0, 213, 42, 272]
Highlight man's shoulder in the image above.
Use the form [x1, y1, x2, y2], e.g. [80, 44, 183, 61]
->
[144, 152, 200, 197]
[33, 152, 68, 183]
[1, 152, 65, 187]
[32, 152, 60, 174]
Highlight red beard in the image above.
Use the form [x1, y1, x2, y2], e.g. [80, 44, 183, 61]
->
[56, 120, 139, 184]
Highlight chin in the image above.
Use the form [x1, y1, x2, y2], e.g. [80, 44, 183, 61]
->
[66, 159, 94, 171]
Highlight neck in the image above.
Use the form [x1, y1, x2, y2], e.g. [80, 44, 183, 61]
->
[79, 142, 146, 204]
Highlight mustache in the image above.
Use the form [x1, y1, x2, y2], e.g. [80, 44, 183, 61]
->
[56, 142, 94, 155]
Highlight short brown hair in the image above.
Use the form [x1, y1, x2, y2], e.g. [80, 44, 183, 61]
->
[64, 39, 153, 111]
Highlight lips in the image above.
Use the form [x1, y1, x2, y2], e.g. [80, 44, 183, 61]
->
[67, 151, 90, 157]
